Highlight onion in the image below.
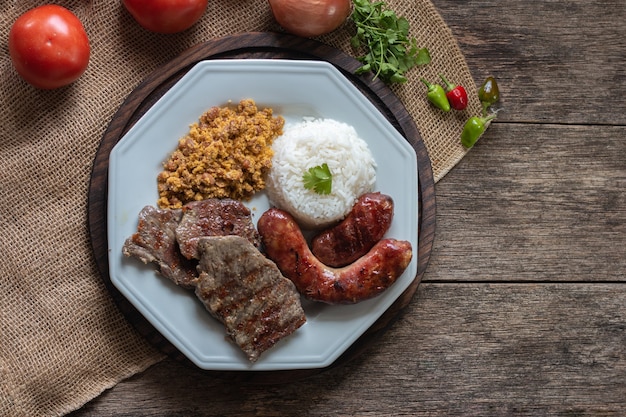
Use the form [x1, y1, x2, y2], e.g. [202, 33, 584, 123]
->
[268, 0, 352, 38]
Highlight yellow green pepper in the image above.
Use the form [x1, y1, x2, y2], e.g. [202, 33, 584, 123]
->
[478, 76, 500, 116]
[420, 78, 450, 112]
[461, 114, 496, 148]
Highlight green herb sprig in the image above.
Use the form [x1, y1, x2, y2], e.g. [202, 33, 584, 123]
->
[303, 163, 332, 195]
[350, 0, 431, 84]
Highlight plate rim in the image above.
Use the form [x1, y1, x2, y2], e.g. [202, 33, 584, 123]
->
[87, 31, 436, 382]
[106, 58, 419, 370]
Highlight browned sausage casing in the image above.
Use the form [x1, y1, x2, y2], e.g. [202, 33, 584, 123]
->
[258, 208, 412, 304]
[311, 192, 394, 267]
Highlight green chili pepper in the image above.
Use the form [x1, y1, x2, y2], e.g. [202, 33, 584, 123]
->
[478, 76, 500, 116]
[461, 114, 496, 148]
[420, 78, 450, 112]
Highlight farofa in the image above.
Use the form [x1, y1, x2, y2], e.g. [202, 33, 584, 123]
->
[157, 99, 284, 209]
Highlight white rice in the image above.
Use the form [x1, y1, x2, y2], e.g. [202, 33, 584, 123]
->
[266, 118, 377, 230]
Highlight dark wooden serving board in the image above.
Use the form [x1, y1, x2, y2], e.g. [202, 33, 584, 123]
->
[87, 32, 436, 383]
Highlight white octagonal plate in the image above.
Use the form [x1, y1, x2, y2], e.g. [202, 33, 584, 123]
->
[108, 59, 418, 371]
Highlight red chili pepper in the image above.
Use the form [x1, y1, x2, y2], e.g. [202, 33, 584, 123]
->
[439, 75, 468, 110]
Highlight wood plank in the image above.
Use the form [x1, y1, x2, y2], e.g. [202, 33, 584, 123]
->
[432, 0, 626, 125]
[427, 123, 626, 282]
[69, 283, 626, 416]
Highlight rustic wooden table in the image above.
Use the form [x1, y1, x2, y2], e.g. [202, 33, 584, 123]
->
[70, 0, 626, 415]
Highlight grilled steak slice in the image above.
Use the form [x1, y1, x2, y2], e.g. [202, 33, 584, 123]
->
[176, 198, 261, 260]
[122, 205, 198, 289]
[194, 236, 306, 362]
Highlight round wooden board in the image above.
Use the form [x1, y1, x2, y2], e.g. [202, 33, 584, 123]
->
[88, 32, 436, 383]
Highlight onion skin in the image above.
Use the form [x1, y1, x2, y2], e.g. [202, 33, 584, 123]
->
[268, 0, 352, 38]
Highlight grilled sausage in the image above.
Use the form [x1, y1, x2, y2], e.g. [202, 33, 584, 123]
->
[258, 208, 412, 304]
[311, 192, 394, 267]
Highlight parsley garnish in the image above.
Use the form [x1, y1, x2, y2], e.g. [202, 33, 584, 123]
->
[350, 0, 431, 84]
[303, 163, 332, 195]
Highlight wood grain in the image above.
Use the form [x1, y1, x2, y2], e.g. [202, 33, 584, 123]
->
[71, 284, 626, 416]
[433, 0, 626, 125]
[73, 0, 626, 414]
[430, 123, 626, 282]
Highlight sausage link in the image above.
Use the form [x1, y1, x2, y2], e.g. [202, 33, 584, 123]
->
[258, 208, 412, 304]
[311, 192, 394, 267]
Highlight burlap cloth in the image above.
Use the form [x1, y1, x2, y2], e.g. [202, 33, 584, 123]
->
[0, 0, 480, 415]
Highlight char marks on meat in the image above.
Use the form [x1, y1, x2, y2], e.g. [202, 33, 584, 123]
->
[122, 206, 198, 289]
[176, 199, 261, 260]
[194, 235, 306, 362]
[123, 201, 306, 361]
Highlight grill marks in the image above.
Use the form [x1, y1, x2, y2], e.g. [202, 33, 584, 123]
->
[176, 199, 261, 260]
[195, 236, 306, 362]
[122, 206, 198, 288]
[121, 199, 305, 362]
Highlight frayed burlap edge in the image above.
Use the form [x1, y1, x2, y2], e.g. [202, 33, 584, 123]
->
[0, 1, 475, 415]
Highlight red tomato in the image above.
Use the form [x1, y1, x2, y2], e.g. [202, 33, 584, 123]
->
[8, 5, 90, 90]
[122, 0, 208, 34]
